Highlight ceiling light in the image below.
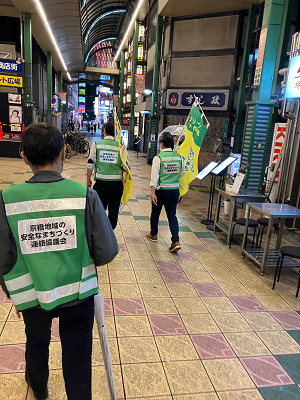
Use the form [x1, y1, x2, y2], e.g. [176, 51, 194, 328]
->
[115, 0, 144, 60]
[143, 89, 152, 95]
[85, 38, 117, 64]
[34, 0, 71, 80]
[84, 10, 126, 44]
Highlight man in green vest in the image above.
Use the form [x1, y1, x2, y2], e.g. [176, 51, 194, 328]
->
[0, 123, 118, 400]
[86, 121, 126, 229]
[146, 131, 185, 252]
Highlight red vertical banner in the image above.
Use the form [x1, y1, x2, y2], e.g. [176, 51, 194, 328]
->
[135, 74, 145, 95]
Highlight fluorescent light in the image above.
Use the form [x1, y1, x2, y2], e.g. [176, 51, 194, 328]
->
[67, 72, 71, 81]
[84, 10, 126, 44]
[85, 38, 117, 64]
[34, 0, 71, 78]
[115, 0, 144, 60]
[144, 89, 152, 95]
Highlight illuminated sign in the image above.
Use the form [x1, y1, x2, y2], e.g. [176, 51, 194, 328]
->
[0, 74, 23, 87]
[100, 75, 110, 81]
[285, 55, 300, 99]
[78, 96, 85, 104]
[0, 60, 22, 73]
[79, 88, 85, 95]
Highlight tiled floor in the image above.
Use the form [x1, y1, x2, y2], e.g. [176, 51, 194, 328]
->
[0, 144, 300, 399]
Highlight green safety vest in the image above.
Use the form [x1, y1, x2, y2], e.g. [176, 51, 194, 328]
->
[158, 151, 182, 190]
[2, 179, 98, 311]
[95, 139, 122, 181]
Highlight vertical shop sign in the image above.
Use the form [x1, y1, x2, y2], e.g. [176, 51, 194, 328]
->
[135, 74, 145, 95]
[254, 28, 267, 86]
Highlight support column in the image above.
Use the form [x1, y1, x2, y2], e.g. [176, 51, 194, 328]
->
[232, 5, 256, 153]
[62, 82, 69, 134]
[118, 50, 125, 120]
[129, 21, 139, 150]
[241, 0, 287, 191]
[147, 15, 163, 164]
[47, 52, 52, 125]
[23, 12, 34, 126]
[58, 71, 62, 113]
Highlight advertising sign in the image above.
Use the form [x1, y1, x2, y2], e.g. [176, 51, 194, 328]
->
[0, 60, 23, 74]
[285, 55, 300, 99]
[0, 74, 23, 87]
[10, 124, 21, 132]
[135, 74, 145, 95]
[9, 105, 22, 124]
[167, 90, 229, 110]
[267, 123, 287, 202]
[8, 93, 21, 104]
[254, 28, 267, 86]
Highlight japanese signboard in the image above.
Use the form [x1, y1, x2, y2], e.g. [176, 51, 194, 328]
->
[0, 74, 23, 88]
[18, 216, 77, 255]
[167, 90, 229, 110]
[285, 55, 300, 99]
[0, 60, 23, 74]
[254, 28, 267, 87]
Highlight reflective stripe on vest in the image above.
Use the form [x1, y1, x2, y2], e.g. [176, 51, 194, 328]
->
[95, 173, 123, 180]
[96, 144, 118, 151]
[5, 198, 86, 216]
[10, 276, 98, 306]
[160, 182, 180, 188]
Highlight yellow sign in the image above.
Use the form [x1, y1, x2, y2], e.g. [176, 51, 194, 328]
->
[0, 74, 23, 87]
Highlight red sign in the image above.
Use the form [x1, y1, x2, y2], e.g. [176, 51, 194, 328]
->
[135, 74, 145, 95]
[123, 117, 130, 126]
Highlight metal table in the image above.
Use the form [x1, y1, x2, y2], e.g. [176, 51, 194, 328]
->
[242, 202, 300, 274]
[214, 188, 266, 244]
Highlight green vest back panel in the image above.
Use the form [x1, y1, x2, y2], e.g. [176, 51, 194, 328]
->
[158, 151, 182, 190]
[2, 179, 98, 311]
[95, 139, 122, 181]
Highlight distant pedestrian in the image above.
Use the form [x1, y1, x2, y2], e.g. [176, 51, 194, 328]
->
[86, 121, 127, 229]
[146, 131, 185, 252]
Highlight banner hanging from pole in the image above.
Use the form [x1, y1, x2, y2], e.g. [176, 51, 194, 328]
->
[178, 101, 210, 197]
[113, 109, 133, 206]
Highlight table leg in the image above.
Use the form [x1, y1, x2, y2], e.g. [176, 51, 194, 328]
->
[214, 193, 221, 233]
[276, 218, 284, 249]
[261, 216, 273, 274]
[227, 199, 236, 244]
[241, 203, 250, 251]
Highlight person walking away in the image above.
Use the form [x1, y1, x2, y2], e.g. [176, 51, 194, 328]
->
[87, 122, 90, 134]
[0, 123, 118, 400]
[86, 121, 127, 230]
[146, 131, 185, 252]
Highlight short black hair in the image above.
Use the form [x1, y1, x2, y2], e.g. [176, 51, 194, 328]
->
[12, 110, 19, 115]
[104, 121, 114, 136]
[21, 123, 64, 166]
[159, 131, 174, 149]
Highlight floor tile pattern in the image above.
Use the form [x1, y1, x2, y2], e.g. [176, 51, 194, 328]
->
[0, 148, 300, 399]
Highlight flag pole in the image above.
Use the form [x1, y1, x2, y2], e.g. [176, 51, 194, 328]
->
[94, 292, 117, 400]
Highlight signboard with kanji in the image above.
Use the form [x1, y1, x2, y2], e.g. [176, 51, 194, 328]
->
[0, 74, 23, 87]
[254, 28, 267, 87]
[0, 60, 23, 74]
[285, 55, 300, 99]
[166, 89, 229, 110]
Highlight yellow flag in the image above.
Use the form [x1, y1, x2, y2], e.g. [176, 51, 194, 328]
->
[114, 112, 133, 205]
[178, 106, 208, 197]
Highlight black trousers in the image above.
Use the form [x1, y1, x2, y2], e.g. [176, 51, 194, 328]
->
[150, 189, 180, 243]
[22, 297, 94, 400]
[93, 180, 123, 230]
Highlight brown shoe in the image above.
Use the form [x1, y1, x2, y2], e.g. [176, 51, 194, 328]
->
[146, 233, 158, 242]
[169, 242, 181, 253]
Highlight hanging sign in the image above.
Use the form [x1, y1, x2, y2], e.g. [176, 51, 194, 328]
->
[135, 74, 145, 95]
[0, 74, 23, 87]
[254, 28, 267, 87]
[0, 60, 23, 74]
[285, 55, 300, 99]
[8, 93, 22, 104]
[167, 90, 229, 110]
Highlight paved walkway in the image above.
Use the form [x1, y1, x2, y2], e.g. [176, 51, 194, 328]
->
[0, 150, 300, 399]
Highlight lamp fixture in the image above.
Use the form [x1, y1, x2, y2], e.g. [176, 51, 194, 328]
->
[114, 0, 144, 61]
[34, 0, 71, 80]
